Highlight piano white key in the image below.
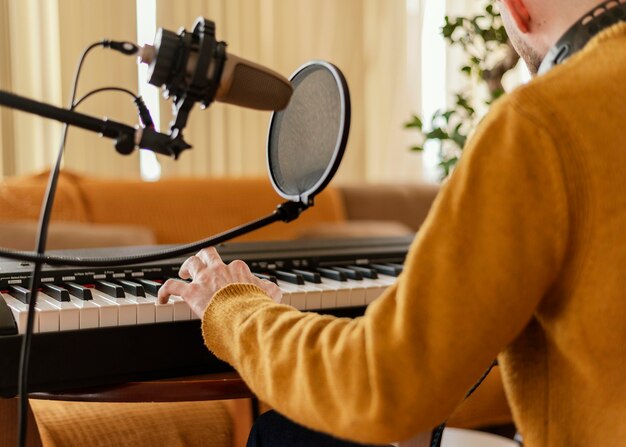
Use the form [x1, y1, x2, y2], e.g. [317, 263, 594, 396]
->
[368, 274, 398, 302]
[37, 293, 80, 331]
[277, 280, 327, 311]
[143, 292, 172, 323]
[86, 293, 119, 327]
[91, 289, 137, 326]
[276, 281, 307, 310]
[318, 278, 351, 307]
[68, 297, 100, 329]
[155, 302, 174, 322]
[149, 281, 177, 322]
[290, 282, 323, 310]
[170, 296, 192, 321]
[318, 277, 365, 307]
[34, 298, 60, 333]
[124, 294, 156, 325]
[313, 282, 337, 309]
[346, 279, 366, 306]
[2, 293, 35, 334]
[376, 274, 397, 286]
[359, 278, 386, 304]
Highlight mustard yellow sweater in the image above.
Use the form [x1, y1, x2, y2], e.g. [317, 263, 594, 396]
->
[202, 24, 626, 446]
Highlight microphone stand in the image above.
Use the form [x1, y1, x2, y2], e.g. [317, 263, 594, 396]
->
[0, 89, 191, 159]
[0, 87, 313, 267]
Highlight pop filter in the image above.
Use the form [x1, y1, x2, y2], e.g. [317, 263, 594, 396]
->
[267, 61, 350, 205]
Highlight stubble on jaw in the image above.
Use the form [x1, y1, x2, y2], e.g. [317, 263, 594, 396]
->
[509, 31, 544, 74]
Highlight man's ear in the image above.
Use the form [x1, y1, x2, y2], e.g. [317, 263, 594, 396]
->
[502, 0, 531, 33]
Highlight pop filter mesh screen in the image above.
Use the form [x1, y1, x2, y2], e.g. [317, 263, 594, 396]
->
[269, 66, 341, 197]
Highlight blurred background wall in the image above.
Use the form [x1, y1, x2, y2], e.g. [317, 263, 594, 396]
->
[0, 0, 479, 183]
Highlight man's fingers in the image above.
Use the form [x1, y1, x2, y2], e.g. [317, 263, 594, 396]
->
[158, 278, 189, 304]
[196, 247, 225, 267]
[179, 255, 205, 279]
[228, 259, 253, 281]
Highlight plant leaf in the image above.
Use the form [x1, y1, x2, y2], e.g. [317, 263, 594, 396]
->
[404, 115, 423, 130]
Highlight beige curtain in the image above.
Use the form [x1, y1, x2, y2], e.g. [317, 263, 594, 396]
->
[0, 0, 140, 178]
[0, 0, 429, 183]
[0, 0, 15, 176]
[154, 0, 426, 183]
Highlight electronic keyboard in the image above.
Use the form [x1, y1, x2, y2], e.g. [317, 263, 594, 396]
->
[0, 236, 412, 397]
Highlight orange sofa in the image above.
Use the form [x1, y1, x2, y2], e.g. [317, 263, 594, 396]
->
[0, 170, 348, 246]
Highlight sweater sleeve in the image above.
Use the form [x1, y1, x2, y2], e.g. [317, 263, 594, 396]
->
[201, 98, 569, 444]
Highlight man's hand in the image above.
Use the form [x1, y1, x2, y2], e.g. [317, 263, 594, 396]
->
[157, 247, 282, 318]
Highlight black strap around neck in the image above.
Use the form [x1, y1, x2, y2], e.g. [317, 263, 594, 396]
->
[539, 0, 626, 74]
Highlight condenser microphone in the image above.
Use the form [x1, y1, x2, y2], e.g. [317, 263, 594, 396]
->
[214, 53, 293, 110]
[137, 17, 292, 112]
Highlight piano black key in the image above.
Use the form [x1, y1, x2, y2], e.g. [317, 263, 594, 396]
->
[95, 280, 125, 298]
[116, 280, 146, 297]
[292, 269, 322, 284]
[42, 284, 70, 302]
[388, 263, 404, 273]
[348, 265, 378, 279]
[64, 282, 93, 300]
[273, 270, 305, 285]
[0, 295, 18, 335]
[138, 279, 162, 296]
[331, 266, 362, 281]
[253, 273, 278, 284]
[316, 267, 347, 282]
[371, 263, 403, 277]
[8, 285, 31, 304]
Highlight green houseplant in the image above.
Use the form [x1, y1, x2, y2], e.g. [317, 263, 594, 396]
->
[406, 1, 521, 178]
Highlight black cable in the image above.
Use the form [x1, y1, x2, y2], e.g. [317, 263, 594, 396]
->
[74, 86, 138, 108]
[429, 360, 498, 447]
[74, 87, 155, 129]
[16, 40, 137, 447]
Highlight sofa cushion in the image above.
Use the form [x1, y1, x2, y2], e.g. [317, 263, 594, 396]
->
[295, 220, 413, 239]
[337, 183, 439, 232]
[0, 171, 88, 222]
[0, 221, 156, 250]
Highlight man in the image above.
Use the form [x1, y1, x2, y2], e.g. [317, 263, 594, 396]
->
[159, 0, 626, 445]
